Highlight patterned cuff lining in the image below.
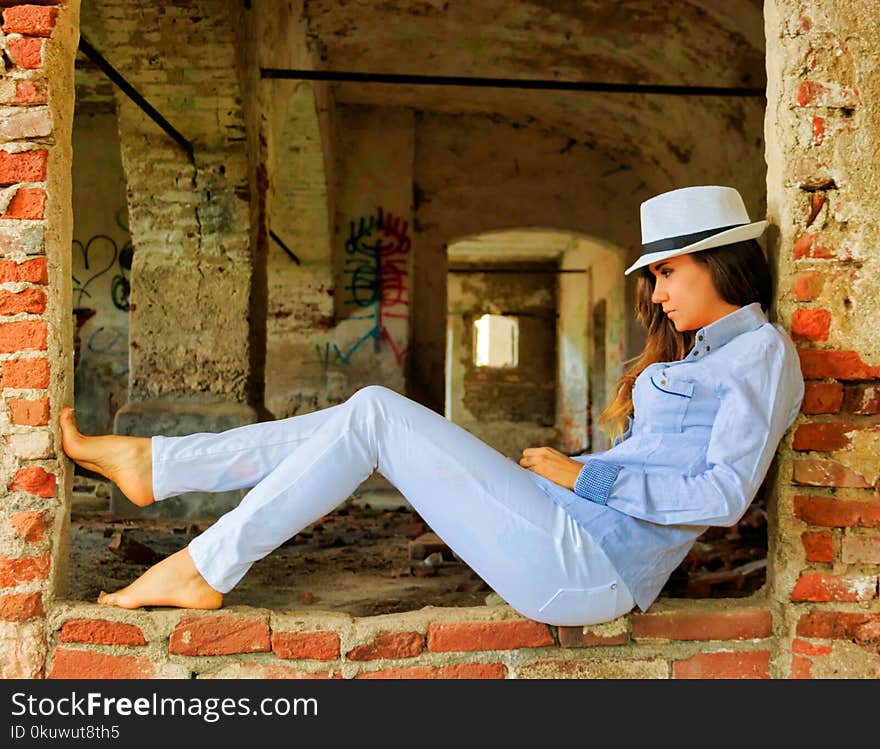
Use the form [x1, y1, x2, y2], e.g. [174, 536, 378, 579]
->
[573, 460, 623, 505]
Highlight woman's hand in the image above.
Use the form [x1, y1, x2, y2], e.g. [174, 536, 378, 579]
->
[519, 446, 583, 490]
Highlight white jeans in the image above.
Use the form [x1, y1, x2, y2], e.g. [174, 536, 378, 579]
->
[151, 385, 635, 626]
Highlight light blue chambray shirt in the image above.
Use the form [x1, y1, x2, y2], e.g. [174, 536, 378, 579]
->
[524, 303, 804, 611]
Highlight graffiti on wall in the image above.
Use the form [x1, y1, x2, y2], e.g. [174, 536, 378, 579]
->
[318, 206, 411, 371]
[72, 210, 133, 312]
[72, 209, 133, 363]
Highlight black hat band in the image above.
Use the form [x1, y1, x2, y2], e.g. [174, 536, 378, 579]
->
[641, 223, 747, 256]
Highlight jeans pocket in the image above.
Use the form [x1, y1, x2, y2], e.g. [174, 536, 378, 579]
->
[536, 581, 621, 627]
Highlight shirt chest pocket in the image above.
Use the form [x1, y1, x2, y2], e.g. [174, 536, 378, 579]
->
[646, 374, 694, 433]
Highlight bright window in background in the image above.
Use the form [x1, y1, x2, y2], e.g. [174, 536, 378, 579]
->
[473, 313, 519, 368]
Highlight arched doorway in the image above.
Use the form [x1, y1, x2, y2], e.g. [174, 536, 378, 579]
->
[445, 229, 625, 459]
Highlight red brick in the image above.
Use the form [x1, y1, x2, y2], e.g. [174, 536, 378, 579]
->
[793, 232, 836, 260]
[0, 552, 50, 587]
[790, 654, 814, 679]
[793, 458, 871, 488]
[426, 620, 554, 652]
[792, 309, 831, 342]
[346, 631, 424, 661]
[0, 287, 46, 315]
[796, 610, 880, 641]
[9, 397, 50, 425]
[673, 650, 770, 679]
[1, 187, 45, 219]
[12, 79, 47, 105]
[792, 421, 853, 451]
[841, 535, 880, 564]
[0, 320, 48, 352]
[0, 257, 48, 283]
[1, 358, 49, 389]
[791, 572, 877, 602]
[557, 625, 629, 648]
[169, 614, 270, 656]
[843, 385, 880, 415]
[811, 115, 825, 146]
[355, 663, 507, 679]
[802, 383, 844, 414]
[855, 619, 880, 641]
[5, 36, 42, 69]
[800, 528, 834, 562]
[0, 149, 47, 185]
[0, 591, 43, 621]
[794, 232, 816, 259]
[798, 349, 880, 381]
[631, 610, 772, 641]
[59, 619, 147, 646]
[9, 465, 55, 497]
[793, 271, 827, 302]
[796, 81, 829, 107]
[271, 630, 340, 660]
[48, 649, 159, 679]
[794, 496, 880, 528]
[2, 5, 58, 36]
[792, 638, 832, 656]
[9, 510, 48, 542]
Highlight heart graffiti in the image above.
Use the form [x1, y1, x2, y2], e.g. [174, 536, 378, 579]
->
[72, 233, 132, 311]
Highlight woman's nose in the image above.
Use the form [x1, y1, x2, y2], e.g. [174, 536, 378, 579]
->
[651, 284, 667, 304]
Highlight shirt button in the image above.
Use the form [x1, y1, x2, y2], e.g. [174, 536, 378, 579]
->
[610, 583, 617, 590]
[706, 345, 711, 351]
[661, 379, 667, 385]
[698, 334, 704, 341]
[693, 350, 700, 356]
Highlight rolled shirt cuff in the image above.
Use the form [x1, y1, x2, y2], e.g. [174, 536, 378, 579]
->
[573, 459, 623, 506]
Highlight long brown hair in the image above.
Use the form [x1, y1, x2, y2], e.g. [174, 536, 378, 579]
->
[598, 239, 772, 440]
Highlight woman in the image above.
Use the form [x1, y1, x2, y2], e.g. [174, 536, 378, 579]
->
[60, 185, 804, 626]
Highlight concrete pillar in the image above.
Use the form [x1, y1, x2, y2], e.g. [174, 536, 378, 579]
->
[82, 2, 262, 517]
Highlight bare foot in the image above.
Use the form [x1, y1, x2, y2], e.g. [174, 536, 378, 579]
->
[98, 547, 223, 610]
[59, 406, 155, 507]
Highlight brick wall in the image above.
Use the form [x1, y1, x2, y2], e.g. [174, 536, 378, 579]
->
[0, 0, 78, 678]
[2, 0, 878, 679]
[766, 0, 880, 678]
[42, 598, 776, 679]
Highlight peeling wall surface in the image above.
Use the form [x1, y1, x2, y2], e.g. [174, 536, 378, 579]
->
[1, 0, 878, 679]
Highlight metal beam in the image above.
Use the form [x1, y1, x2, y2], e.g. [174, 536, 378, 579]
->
[261, 68, 765, 98]
[79, 36, 195, 162]
[270, 229, 301, 265]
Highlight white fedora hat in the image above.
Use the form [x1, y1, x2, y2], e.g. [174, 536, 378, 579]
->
[624, 185, 768, 276]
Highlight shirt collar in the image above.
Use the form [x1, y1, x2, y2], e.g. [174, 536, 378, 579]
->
[685, 302, 767, 361]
